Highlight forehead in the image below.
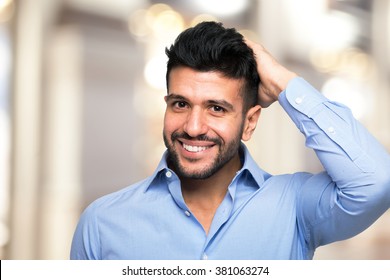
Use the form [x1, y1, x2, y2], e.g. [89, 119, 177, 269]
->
[168, 66, 244, 103]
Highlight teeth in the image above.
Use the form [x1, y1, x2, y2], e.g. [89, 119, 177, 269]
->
[183, 143, 209, 153]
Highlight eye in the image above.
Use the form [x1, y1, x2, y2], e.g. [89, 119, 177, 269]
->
[211, 105, 226, 113]
[178, 101, 187, 108]
[176, 101, 187, 108]
[172, 101, 188, 109]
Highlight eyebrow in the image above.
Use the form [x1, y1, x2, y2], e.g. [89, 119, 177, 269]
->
[207, 99, 234, 111]
[165, 94, 187, 102]
[166, 93, 235, 111]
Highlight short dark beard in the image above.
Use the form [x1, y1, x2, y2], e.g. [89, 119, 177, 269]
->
[163, 127, 243, 180]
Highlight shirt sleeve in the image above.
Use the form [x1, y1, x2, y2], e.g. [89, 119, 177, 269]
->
[278, 77, 390, 254]
[70, 204, 101, 260]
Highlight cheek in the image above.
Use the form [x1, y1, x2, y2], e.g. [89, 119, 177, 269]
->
[208, 118, 244, 138]
[163, 111, 183, 133]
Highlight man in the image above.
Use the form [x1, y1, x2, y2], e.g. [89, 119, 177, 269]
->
[70, 21, 390, 259]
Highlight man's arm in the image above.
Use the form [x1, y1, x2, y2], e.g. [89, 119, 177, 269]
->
[247, 39, 390, 250]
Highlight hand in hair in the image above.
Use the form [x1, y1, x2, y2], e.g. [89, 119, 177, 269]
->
[245, 39, 297, 108]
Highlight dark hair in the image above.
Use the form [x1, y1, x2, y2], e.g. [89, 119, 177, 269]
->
[165, 21, 259, 113]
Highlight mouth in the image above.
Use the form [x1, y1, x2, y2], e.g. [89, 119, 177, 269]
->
[182, 143, 212, 153]
[169, 131, 220, 157]
[177, 138, 217, 154]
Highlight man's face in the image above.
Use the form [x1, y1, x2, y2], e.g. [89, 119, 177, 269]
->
[163, 66, 249, 180]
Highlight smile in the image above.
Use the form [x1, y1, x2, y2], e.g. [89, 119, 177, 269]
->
[182, 143, 212, 153]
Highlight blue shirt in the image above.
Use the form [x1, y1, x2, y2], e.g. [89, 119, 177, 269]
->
[70, 78, 390, 260]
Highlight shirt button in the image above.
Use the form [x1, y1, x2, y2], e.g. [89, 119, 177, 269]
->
[184, 210, 191, 217]
[328, 126, 336, 134]
[165, 171, 172, 178]
[202, 253, 208, 260]
[295, 97, 303, 104]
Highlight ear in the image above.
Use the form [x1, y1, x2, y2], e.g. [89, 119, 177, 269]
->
[241, 105, 261, 141]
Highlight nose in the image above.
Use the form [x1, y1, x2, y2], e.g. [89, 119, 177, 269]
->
[183, 108, 208, 137]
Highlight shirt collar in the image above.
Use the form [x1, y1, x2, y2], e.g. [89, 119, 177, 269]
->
[238, 143, 270, 187]
[145, 143, 270, 192]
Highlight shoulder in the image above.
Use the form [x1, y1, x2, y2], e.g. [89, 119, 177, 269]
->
[262, 171, 314, 191]
[71, 174, 164, 259]
[258, 171, 334, 203]
[82, 176, 154, 218]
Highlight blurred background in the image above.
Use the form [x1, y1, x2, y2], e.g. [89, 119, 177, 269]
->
[0, 0, 389, 259]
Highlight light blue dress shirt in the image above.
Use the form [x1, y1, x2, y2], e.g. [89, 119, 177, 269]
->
[70, 78, 390, 260]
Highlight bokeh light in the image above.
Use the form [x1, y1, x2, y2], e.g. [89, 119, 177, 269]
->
[0, 0, 14, 22]
[321, 77, 372, 119]
[190, 14, 218, 27]
[144, 55, 167, 90]
[194, 0, 249, 17]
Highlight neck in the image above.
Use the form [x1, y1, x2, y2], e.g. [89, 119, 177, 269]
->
[179, 152, 241, 234]
[180, 152, 241, 208]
